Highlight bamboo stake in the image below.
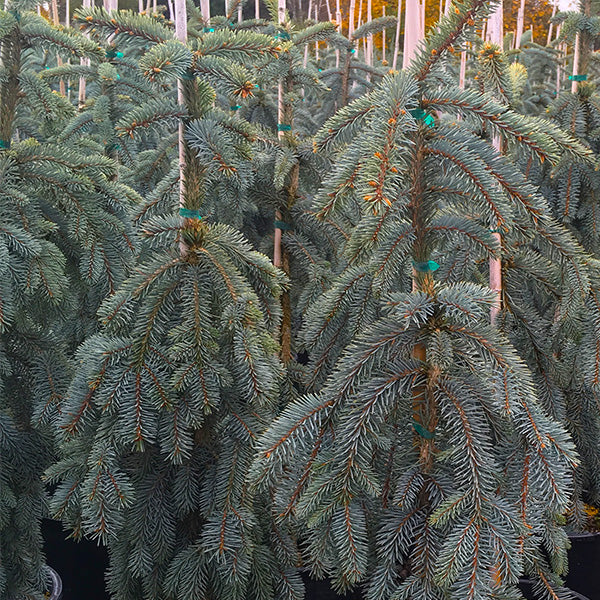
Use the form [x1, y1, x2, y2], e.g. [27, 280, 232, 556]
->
[392, 0, 402, 70]
[459, 46, 466, 89]
[514, 0, 525, 49]
[78, 0, 91, 107]
[304, 0, 313, 67]
[547, 0, 557, 46]
[274, 0, 286, 268]
[51, 0, 65, 96]
[382, 5, 386, 63]
[366, 0, 373, 67]
[174, 0, 187, 228]
[200, 0, 211, 25]
[314, 3, 319, 58]
[486, 0, 503, 324]
[324, 0, 332, 23]
[348, 0, 356, 38]
[335, 0, 341, 67]
[571, 32, 580, 93]
[403, 0, 422, 69]
[256, 0, 260, 19]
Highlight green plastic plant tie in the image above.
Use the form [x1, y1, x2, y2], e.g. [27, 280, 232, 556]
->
[410, 108, 435, 128]
[274, 30, 291, 40]
[277, 123, 291, 131]
[10, 9, 20, 21]
[0, 140, 11, 149]
[230, 105, 241, 111]
[489, 227, 503, 234]
[274, 220, 293, 231]
[179, 207, 203, 219]
[203, 27, 215, 32]
[116, 73, 121, 80]
[412, 420, 435, 440]
[569, 74, 587, 81]
[106, 142, 121, 152]
[180, 71, 195, 80]
[413, 260, 440, 272]
[350, 47, 356, 53]
[106, 50, 123, 58]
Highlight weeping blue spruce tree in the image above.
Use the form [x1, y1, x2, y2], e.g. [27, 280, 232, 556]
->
[47, 4, 302, 600]
[252, 1, 595, 599]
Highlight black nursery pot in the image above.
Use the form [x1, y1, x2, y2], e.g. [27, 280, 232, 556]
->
[564, 532, 600, 600]
[302, 573, 363, 600]
[42, 518, 109, 600]
[519, 578, 590, 600]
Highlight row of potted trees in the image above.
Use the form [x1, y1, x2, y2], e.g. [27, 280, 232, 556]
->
[2, 0, 600, 598]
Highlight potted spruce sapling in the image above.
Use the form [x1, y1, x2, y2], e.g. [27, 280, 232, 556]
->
[523, 1, 600, 597]
[45, 4, 315, 600]
[251, 1, 595, 599]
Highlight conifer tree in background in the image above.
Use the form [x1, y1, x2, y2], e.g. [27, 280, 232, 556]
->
[252, 1, 596, 598]
[0, 0, 137, 596]
[525, 0, 600, 524]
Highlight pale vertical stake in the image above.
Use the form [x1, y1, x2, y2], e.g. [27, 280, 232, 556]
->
[382, 5, 386, 63]
[459, 47, 466, 89]
[514, 0, 525, 49]
[571, 32, 580, 94]
[78, 0, 92, 107]
[324, 0, 332, 23]
[51, 0, 66, 96]
[304, 0, 312, 67]
[335, 0, 341, 67]
[486, 0, 503, 324]
[546, 0, 557, 46]
[366, 0, 372, 67]
[314, 4, 319, 59]
[201, 0, 211, 25]
[274, 0, 286, 268]
[348, 0, 356, 38]
[174, 0, 187, 220]
[392, 0, 402, 70]
[403, 0, 423, 69]
[255, 0, 260, 19]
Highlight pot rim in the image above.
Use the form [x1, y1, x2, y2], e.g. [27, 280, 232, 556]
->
[45, 565, 63, 600]
[568, 530, 600, 540]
